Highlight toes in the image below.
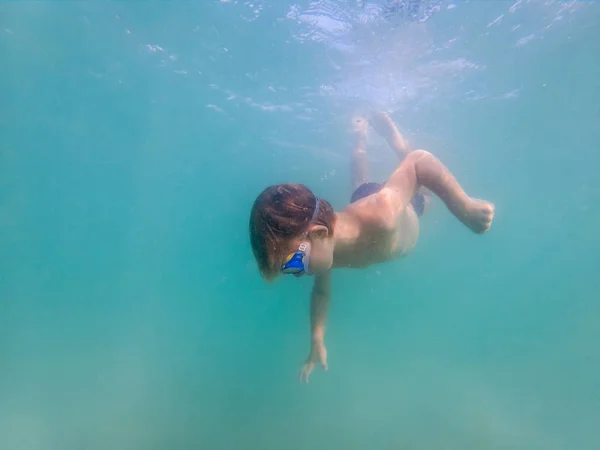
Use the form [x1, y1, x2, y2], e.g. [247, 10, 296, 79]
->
[483, 203, 495, 225]
[352, 117, 368, 133]
[465, 200, 494, 234]
[479, 207, 494, 233]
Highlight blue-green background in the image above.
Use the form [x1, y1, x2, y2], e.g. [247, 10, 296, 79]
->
[1, 1, 599, 449]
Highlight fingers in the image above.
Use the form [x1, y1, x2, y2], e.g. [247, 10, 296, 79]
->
[300, 349, 329, 383]
[320, 348, 328, 371]
[299, 362, 314, 384]
[320, 356, 328, 371]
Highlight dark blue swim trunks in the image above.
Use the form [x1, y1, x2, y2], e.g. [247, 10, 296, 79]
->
[350, 181, 426, 216]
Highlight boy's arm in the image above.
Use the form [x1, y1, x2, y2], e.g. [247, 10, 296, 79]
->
[310, 271, 331, 342]
[299, 272, 331, 383]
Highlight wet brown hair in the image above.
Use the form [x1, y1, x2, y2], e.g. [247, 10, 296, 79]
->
[249, 184, 335, 280]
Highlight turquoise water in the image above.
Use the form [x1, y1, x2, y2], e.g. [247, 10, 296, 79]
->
[1, 1, 599, 449]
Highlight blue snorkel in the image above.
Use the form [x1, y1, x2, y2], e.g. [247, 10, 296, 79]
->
[280, 198, 321, 276]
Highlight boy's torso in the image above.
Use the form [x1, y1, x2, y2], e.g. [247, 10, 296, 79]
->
[337, 188, 420, 268]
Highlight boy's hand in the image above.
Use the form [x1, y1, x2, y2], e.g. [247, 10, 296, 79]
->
[299, 339, 328, 383]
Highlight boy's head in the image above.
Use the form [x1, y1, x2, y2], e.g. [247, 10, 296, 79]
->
[249, 184, 335, 280]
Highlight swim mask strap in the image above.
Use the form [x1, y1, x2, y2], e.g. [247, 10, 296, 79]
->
[310, 197, 321, 227]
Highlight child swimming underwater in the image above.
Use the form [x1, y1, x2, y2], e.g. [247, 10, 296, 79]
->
[249, 113, 494, 383]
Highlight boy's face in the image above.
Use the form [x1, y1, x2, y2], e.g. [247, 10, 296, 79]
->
[278, 225, 334, 278]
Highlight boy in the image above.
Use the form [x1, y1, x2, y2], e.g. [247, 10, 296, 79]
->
[249, 113, 494, 383]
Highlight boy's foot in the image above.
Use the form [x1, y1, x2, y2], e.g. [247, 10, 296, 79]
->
[369, 112, 397, 138]
[352, 116, 368, 142]
[462, 198, 495, 234]
[369, 112, 411, 155]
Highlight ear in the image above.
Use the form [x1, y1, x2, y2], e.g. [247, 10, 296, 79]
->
[307, 224, 329, 240]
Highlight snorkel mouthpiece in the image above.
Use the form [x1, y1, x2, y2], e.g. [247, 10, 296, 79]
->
[281, 197, 321, 277]
[280, 198, 321, 277]
[281, 242, 311, 276]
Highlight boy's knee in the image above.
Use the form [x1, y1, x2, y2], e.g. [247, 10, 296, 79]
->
[408, 149, 432, 162]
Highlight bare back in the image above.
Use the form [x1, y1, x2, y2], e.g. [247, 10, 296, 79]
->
[335, 190, 420, 269]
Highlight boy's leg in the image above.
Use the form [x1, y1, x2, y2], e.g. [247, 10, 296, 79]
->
[369, 112, 412, 159]
[385, 150, 494, 234]
[370, 111, 431, 215]
[351, 117, 370, 190]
